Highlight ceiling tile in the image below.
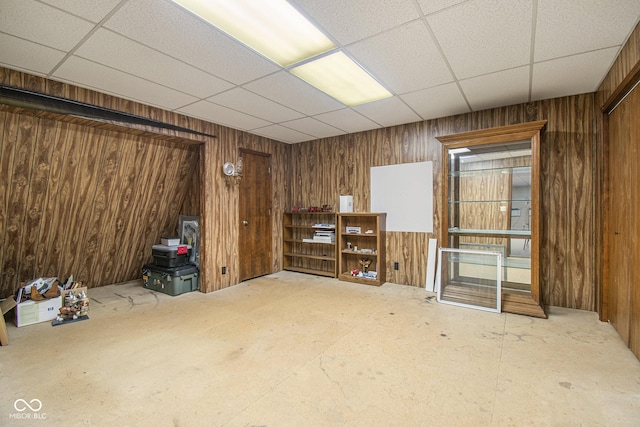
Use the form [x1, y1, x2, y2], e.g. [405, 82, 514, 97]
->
[243, 71, 344, 116]
[0, 0, 95, 51]
[531, 48, 619, 101]
[207, 88, 304, 123]
[252, 124, 314, 144]
[346, 20, 454, 94]
[39, 0, 122, 23]
[427, 0, 532, 79]
[282, 117, 344, 139]
[401, 83, 470, 120]
[0, 33, 66, 76]
[353, 96, 422, 128]
[293, 0, 421, 45]
[417, 0, 467, 15]
[178, 100, 271, 131]
[313, 109, 381, 134]
[459, 66, 530, 111]
[535, 0, 640, 62]
[104, 0, 279, 85]
[52, 56, 198, 110]
[75, 29, 233, 98]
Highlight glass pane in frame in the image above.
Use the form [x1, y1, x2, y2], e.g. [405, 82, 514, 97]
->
[436, 248, 502, 313]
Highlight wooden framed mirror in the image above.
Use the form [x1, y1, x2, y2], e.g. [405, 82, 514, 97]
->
[437, 121, 547, 318]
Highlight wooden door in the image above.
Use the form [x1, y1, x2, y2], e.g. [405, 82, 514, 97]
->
[608, 95, 631, 344]
[607, 82, 640, 355]
[238, 149, 272, 281]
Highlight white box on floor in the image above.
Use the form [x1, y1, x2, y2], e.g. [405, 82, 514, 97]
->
[15, 296, 62, 327]
[339, 195, 353, 212]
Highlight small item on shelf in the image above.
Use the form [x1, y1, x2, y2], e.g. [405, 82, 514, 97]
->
[347, 242, 352, 250]
[365, 229, 374, 234]
[359, 258, 372, 273]
[351, 268, 359, 276]
[346, 226, 361, 234]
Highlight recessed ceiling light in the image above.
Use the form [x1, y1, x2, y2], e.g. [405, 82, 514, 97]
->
[171, 0, 335, 67]
[290, 52, 392, 107]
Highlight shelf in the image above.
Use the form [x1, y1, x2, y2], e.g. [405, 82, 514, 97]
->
[448, 165, 531, 177]
[284, 266, 335, 277]
[338, 272, 382, 286]
[285, 225, 336, 230]
[337, 213, 386, 286]
[448, 199, 531, 204]
[284, 252, 334, 261]
[284, 238, 335, 245]
[341, 250, 377, 256]
[283, 211, 337, 278]
[448, 228, 531, 237]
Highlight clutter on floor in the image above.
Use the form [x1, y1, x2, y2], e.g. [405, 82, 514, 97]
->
[11, 276, 88, 328]
[142, 235, 199, 296]
[52, 284, 89, 326]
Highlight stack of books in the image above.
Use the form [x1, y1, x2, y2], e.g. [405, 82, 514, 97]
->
[303, 224, 336, 243]
[311, 230, 335, 243]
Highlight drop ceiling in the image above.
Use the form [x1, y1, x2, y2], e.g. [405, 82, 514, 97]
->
[1, 0, 638, 143]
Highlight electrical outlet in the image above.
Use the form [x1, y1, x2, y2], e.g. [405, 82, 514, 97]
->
[222, 266, 226, 275]
[394, 262, 399, 270]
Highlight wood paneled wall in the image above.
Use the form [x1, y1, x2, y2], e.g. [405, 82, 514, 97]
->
[290, 95, 596, 310]
[0, 67, 289, 297]
[0, 109, 199, 297]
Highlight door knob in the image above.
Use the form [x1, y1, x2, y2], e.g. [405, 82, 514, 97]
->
[242, 220, 249, 226]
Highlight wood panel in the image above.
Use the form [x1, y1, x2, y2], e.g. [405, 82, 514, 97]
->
[567, 94, 594, 309]
[0, 111, 201, 297]
[1, 66, 289, 297]
[631, 84, 640, 358]
[596, 21, 640, 321]
[290, 98, 596, 309]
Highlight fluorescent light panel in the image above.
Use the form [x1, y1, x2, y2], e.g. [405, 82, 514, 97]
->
[171, 0, 335, 67]
[290, 52, 392, 106]
[171, 0, 392, 106]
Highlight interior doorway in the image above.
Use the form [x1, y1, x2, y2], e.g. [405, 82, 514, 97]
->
[238, 149, 272, 282]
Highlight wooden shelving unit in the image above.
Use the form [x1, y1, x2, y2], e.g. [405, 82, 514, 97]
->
[283, 212, 337, 278]
[437, 120, 547, 318]
[337, 213, 386, 286]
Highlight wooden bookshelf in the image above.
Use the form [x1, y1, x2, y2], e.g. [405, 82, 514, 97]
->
[283, 212, 337, 278]
[337, 213, 386, 286]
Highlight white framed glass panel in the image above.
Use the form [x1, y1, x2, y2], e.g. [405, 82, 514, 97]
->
[436, 248, 502, 313]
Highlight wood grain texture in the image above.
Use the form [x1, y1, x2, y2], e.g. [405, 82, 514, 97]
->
[597, 21, 640, 320]
[597, 22, 640, 109]
[0, 111, 201, 297]
[0, 65, 600, 310]
[0, 67, 289, 297]
[291, 100, 596, 309]
[630, 84, 640, 359]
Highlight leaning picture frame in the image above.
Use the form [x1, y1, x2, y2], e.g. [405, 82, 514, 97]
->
[179, 215, 200, 267]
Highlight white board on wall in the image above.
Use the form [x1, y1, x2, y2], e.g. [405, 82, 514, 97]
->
[370, 161, 433, 232]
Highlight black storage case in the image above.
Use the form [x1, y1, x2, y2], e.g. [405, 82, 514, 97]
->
[142, 264, 199, 296]
[151, 244, 191, 267]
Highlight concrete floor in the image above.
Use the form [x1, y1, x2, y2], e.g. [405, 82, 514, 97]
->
[2, 271, 640, 426]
